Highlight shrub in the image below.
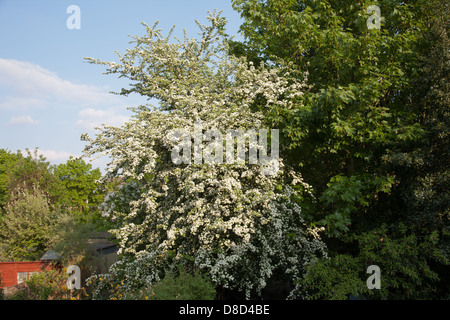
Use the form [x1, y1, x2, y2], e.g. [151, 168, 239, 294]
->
[7, 268, 88, 300]
[151, 269, 216, 300]
[87, 265, 216, 300]
[25, 269, 68, 300]
[6, 284, 31, 300]
[297, 224, 446, 299]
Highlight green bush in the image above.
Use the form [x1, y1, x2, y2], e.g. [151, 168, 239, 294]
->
[88, 266, 217, 300]
[6, 286, 30, 300]
[25, 269, 68, 300]
[297, 223, 446, 299]
[6, 268, 88, 300]
[151, 269, 216, 300]
[296, 254, 367, 300]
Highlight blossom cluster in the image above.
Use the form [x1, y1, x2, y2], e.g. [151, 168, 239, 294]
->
[169, 121, 280, 176]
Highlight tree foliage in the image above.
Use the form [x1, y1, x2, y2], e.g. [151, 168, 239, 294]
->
[0, 149, 105, 262]
[0, 187, 60, 261]
[0, 149, 64, 213]
[54, 157, 103, 223]
[231, 0, 449, 298]
[231, 0, 427, 236]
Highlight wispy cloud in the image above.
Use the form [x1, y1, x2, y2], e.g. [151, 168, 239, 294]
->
[38, 149, 77, 162]
[20, 148, 78, 163]
[7, 115, 39, 126]
[0, 96, 47, 110]
[76, 107, 130, 132]
[0, 58, 137, 130]
[0, 58, 120, 111]
[0, 58, 137, 171]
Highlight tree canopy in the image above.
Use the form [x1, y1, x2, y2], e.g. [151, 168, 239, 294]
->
[230, 0, 449, 299]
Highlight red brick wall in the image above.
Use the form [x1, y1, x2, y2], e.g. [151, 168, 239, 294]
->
[0, 262, 52, 288]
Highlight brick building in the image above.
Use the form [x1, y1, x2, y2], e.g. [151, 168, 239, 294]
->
[0, 231, 118, 296]
[0, 261, 53, 288]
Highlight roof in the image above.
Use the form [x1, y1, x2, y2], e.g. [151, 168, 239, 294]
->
[40, 250, 61, 261]
[40, 232, 118, 261]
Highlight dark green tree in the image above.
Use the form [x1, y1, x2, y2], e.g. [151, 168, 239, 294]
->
[376, 0, 450, 298]
[231, 0, 449, 298]
[231, 0, 427, 236]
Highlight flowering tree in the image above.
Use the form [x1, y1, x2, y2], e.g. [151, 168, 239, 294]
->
[83, 11, 326, 299]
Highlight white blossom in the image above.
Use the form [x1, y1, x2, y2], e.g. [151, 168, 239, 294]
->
[83, 11, 324, 299]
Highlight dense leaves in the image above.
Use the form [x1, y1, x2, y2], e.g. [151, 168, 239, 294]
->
[0, 187, 58, 261]
[0, 150, 104, 262]
[231, 0, 449, 299]
[54, 157, 103, 223]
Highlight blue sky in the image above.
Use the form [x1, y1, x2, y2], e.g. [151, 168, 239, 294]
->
[0, 0, 243, 171]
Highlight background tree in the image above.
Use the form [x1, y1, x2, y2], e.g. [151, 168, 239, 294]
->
[0, 149, 65, 210]
[376, 0, 450, 298]
[54, 157, 103, 223]
[0, 149, 65, 261]
[49, 213, 102, 286]
[0, 187, 60, 261]
[0, 149, 19, 213]
[231, 0, 449, 298]
[0, 149, 106, 263]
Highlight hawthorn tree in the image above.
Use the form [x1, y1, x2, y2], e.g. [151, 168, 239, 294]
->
[82, 11, 327, 299]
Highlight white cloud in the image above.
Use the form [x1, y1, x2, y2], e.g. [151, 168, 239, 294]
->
[20, 149, 78, 163]
[0, 58, 120, 110]
[76, 107, 130, 132]
[7, 115, 39, 126]
[0, 96, 47, 111]
[38, 149, 77, 162]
